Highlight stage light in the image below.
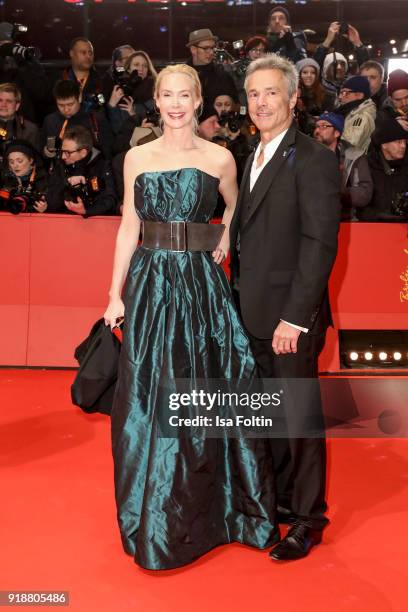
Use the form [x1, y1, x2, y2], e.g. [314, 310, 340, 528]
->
[393, 351, 402, 361]
[392, 47, 398, 55]
[364, 351, 373, 361]
[349, 351, 359, 361]
[390, 39, 396, 45]
[379, 351, 388, 361]
[367, 45, 373, 50]
[348, 54, 354, 61]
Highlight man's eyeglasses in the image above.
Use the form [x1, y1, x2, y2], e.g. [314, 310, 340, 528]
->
[195, 45, 216, 52]
[315, 124, 335, 130]
[61, 148, 82, 157]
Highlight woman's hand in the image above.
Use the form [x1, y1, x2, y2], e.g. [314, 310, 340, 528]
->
[212, 246, 228, 265]
[33, 197, 48, 213]
[104, 297, 125, 330]
[118, 96, 136, 116]
[109, 85, 125, 108]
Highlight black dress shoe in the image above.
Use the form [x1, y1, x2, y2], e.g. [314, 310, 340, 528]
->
[269, 522, 322, 561]
[276, 505, 297, 525]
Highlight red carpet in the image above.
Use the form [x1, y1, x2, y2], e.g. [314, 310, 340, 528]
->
[1, 370, 407, 612]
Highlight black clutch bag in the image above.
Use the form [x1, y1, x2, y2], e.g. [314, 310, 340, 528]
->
[71, 318, 122, 415]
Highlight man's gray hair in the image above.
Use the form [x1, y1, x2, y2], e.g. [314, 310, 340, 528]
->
[245, 53, 299, 99]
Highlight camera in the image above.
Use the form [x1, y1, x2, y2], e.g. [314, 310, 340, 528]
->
[218, 108, 246, 133]
[90, 92, 106, 108]
[231, 57, 251, 79]
[392, 191, 408, 218]
[46, 136, 62, 155]
[339, 22, 349, 36]
[0, 185, 44, 214]
[144, 107, 160, 127]
[214, 41, 234, 65]
[0, 23, 41, 62]
[63, 176, 105, 208]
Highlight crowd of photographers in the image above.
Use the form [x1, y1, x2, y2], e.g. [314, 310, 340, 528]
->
[0, 6, 407, 221]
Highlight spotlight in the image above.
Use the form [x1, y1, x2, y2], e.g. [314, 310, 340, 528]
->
[367, 44, 373, 50]
[379, 351, 388, 361]
[390, 39, 396, 45]
[348, 54, 354, 60]
[349, 351, 359, 361]
[364, 351, 373, 361]
[393, 351, 402, 361]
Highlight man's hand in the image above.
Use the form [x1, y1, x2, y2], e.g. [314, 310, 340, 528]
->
[67, 175, 86, 187]
[65, 197, 86, 215]
[279, 24, 292, 39]
[323, 21, 340, 47]
[272, 321, 301, 355]
[33, 197, 48, 213]
[345, 24, 362, 48]
[396, 116, 408, 131]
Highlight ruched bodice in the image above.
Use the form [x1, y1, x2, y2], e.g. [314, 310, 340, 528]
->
[134, 168, 220, 223]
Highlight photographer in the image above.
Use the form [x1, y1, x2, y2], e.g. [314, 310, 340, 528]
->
[59, 38, 104, 114]
[42, 80, 113, 162]
[107, 50, 157, 135]
[0, 140, 48, 214]
[0, 83, 40, 155]
[186, 28, 237, 104]
[229, 36, 267, 106]
[101, 45, 136, 102]
[314, 21, 370, 74]
[266, 6, 307, 64]
[46, 125, 116, 217]
[358, 119, 408, 221]
[212, 93, 251, 183]
[0, 21, 48, 124]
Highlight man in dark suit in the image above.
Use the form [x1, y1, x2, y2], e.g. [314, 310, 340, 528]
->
[230, 54, 341, 561]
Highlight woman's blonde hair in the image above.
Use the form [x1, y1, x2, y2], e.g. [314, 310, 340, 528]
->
[154, 64, 202, 132]
[125, 50, 157, 80]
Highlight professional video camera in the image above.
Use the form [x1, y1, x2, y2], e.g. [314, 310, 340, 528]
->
[0, 184, 44, 214]
[392, 191, 408, 218]
[218, 108, 247, 133]
[0, 23, 41, 62]
[63, 176, 105, 208]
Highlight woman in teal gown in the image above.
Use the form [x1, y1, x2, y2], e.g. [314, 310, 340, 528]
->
[104, 64, 277, 570]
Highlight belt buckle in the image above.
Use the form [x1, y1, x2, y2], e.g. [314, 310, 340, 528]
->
[170, 221, 186, 252]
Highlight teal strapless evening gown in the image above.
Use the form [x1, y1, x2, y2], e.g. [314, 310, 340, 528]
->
[111, 168, 276, 570]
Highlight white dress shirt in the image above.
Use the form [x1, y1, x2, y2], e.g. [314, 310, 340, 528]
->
[250, 129, 308, 334]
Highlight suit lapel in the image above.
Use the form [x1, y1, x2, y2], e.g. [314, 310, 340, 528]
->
[241, 124, 297, 230]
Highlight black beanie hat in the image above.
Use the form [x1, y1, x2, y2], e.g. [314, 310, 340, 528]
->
[269, 6, 291, 24]
[199, 102, 218, 124]
[372, 118, 408, 146]
[3, 139, 40, 162]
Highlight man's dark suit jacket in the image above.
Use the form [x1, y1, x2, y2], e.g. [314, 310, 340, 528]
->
[230, 123, 341, 340]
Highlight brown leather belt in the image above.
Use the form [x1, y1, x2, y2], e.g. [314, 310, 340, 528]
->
[141, 220, 225, 252]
